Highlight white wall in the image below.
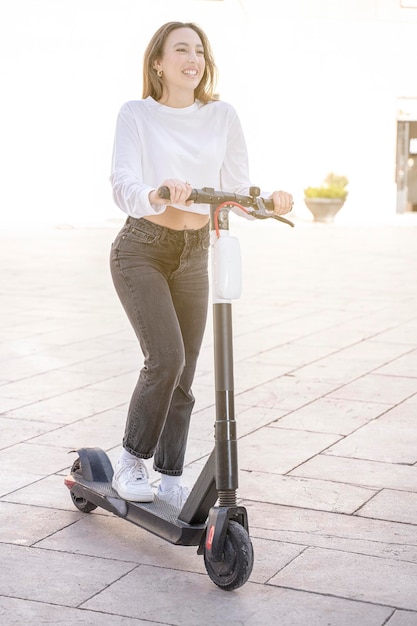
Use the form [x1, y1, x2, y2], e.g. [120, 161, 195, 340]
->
[0, 0, 416, 226]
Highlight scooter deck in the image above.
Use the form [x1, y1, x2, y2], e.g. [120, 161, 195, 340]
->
[68, 474, 207, 546]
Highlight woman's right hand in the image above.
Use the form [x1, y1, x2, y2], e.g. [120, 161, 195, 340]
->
[149, 179, 193, 206]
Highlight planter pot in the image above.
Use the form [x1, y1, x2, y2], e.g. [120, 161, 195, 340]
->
[304, 198, 346, 223]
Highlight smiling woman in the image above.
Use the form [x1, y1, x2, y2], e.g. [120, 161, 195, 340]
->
[108, 20, 293, 507]
[142, 21, 217, 108]
[153, 32, 205, 103]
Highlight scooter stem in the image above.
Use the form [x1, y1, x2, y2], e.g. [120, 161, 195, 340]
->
[210, 204, 239, 506]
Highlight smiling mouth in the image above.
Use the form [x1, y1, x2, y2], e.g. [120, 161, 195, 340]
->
[183, 69, 198, 77]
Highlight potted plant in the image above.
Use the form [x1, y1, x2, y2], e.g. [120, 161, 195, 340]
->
[304, 173, 349, 223]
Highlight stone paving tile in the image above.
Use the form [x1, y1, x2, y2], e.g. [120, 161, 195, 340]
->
[36, 513, 206, 572]
[0, 442, 84, 497]
[245, 501, 417, 562]
[236, 375, 336, 411]
[292, 354, 383, 385]
[287, 325, 382, 350]
[386, 610, 417, 625]
[183, 436, 214, 465]
[292, 341, 414, 385]
[0, 501, 82, 545]
[234, 405, 290, 435]
[245, 341, 337, 368]
[80, 371, 139, 395]
[0, 415, 58, 450]
[0, 340, 137, 382]
[20, 320, 122, 348]
[374, 321, 417, 346]
[331, 309, 417, 336]
[325, 402, 417, 464]
[249, 537, 306, 584]
[233, 358, 295, 393]
[1, 473, 96, 511]
[63, 348, 139, 379]
[329, 373, 417, 405]
[269, 547, 417, 611]
[232, 326, 304, 361]
[373, 348, 417, 377]
[0, 368, 106, 403]
[188, 380, 218, 413]
[2, 386, 128, 424]
[0, 443, 77, 477]
[405, 392, 417, 404]
[0, 394, 32, 413]
[82, 563, 392, 625]
[0, 352, 72, 382]
[27, 405, 127, 450]
[289, 454, 417, 492]
[188, 404, 288, 442]
[239, 471, 376, 514]
[356, 489, 417, 525]
[0, 470, 49, 498]
[0, 543, 136, 607]
[275, 397, 387, 435]
[0, 333, 56, 357]
[238, 425, 340, 474]
[339, 339, 415, 364]
[0, 597, 163, 626]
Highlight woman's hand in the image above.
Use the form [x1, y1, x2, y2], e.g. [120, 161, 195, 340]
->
[270, 190, 294, 215]
[149, 179, 193, 206]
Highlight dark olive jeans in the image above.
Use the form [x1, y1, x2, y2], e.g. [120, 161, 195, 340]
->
[110, 217, 210, 475]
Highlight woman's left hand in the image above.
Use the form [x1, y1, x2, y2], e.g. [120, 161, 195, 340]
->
[270, 190, 294, 215]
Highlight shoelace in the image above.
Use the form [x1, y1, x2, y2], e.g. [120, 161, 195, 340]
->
[125, 460, 148, 482]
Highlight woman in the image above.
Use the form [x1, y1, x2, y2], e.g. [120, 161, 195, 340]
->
[109, 21, 293, 507]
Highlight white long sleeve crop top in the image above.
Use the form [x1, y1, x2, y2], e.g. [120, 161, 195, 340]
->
[110, 96, 254, 218]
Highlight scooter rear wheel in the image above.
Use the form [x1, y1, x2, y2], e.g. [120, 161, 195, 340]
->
[69, 457, 97, 513]
[204, 520, 254, 590]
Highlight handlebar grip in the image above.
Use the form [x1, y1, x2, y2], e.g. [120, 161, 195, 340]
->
[158, 186, 171, 200]
[158, 186, 198, 202]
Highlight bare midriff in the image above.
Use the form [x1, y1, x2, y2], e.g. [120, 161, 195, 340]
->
[144, 205, 209, 231]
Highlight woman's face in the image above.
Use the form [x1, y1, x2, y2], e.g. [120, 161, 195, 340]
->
[156, 27, 206, 98]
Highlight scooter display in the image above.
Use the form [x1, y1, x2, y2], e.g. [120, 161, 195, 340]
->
[64, 186, 294, 590]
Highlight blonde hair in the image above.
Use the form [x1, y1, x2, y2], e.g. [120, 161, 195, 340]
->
[142, 22, 218, 104]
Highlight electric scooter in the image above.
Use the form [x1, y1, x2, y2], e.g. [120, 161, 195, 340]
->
[64, 186, 294, 590]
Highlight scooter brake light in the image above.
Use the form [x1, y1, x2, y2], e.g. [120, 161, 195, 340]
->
[64, 475, 76, 489]
[206, 524, 215, 550]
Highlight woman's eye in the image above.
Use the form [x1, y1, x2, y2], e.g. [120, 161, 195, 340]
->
[176, 47, 204, 55]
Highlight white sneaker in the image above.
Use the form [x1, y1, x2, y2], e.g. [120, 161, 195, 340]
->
[112, 458, 154, 502]
[157, 485, 190, 508]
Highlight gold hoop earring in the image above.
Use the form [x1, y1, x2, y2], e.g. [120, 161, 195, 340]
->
[157, 69, 162, 78]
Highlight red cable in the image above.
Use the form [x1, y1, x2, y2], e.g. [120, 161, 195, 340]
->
[214, 202, 249, 237]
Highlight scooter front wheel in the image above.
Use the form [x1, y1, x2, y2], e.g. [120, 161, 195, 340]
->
[69, 457, 97, 513]
[204, 521, 254, 590]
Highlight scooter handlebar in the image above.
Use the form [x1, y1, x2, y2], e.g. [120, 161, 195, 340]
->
[157, 186, 294, 227]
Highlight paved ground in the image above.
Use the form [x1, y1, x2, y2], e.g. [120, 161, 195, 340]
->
[1, 211, 417, 625]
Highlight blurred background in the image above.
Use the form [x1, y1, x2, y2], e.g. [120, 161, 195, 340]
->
[1, 0, 416, 227]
